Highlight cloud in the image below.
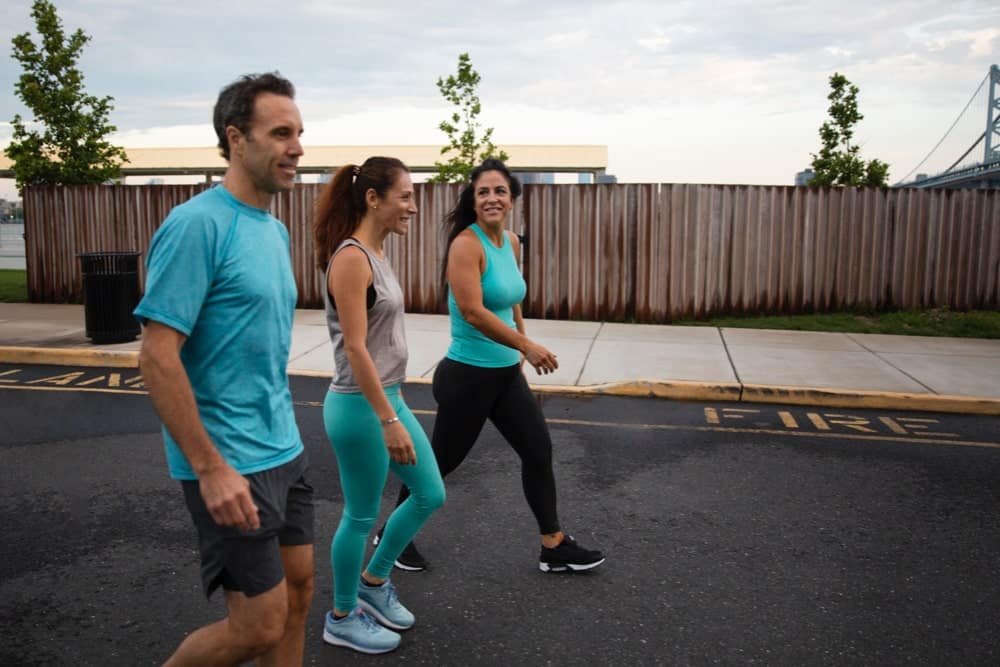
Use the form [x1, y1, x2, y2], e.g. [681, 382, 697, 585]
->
[111, 123, 216, 147]
[1, 0, 997, 197]
[544, 30, 591, 47]
[638, 32, 672, 52]
[824, 46, 855, 58]
[968, 29, 1000, 56]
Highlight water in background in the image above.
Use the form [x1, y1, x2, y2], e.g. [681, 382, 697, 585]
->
[0, 223, 25, 270]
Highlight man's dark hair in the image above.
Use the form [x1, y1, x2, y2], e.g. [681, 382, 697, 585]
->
[213, 72, 295, 161]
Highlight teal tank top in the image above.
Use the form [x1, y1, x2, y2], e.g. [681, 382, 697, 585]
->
[446, 224, 527, 367]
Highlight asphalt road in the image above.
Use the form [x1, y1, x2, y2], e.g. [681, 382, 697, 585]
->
[1, 364, 999, 666]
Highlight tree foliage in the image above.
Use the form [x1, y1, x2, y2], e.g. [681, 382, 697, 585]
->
[5, 0, 127, 193]
[809, 72, 889, 187]
[431, 53, 508, 183]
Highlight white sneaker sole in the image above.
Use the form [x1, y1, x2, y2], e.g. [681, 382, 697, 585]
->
[357, 599, 415, 631]
[393, 559, 426, 572]
[322, 628, 399, 654]
[539, 556, 606, 573]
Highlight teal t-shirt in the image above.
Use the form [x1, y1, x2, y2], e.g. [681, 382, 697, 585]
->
[134, 185, 304, 480]
[446, 224, 526, 368]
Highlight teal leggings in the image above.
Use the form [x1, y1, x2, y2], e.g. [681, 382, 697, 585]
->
[324, 385, 445, 613]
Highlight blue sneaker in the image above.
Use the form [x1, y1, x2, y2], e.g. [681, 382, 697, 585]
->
[357, 578, 415, 630]
[322, 609, 400, 654]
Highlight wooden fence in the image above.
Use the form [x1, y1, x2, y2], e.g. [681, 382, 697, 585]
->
[22, 183, 1000, 321]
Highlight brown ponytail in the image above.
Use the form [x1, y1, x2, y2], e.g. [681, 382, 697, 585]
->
[312, 156, 409, 271]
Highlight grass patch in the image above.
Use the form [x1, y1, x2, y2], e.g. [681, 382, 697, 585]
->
[0, 269, 27, 303]
[671, 307, 1000, 339]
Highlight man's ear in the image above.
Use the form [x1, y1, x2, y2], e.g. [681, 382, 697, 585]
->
[226, 126, 244, 156]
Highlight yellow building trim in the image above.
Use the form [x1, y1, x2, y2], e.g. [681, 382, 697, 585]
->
[0, 144, 608, 177]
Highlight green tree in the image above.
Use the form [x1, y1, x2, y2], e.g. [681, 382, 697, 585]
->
[431, 53, 509, 183]
[5, 0, 127, 193]
[809, 72, 889, 187]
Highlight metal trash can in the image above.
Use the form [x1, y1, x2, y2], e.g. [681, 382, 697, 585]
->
[79, 251, 142, 344]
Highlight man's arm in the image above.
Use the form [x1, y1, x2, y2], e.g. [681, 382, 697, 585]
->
[138, 321, 260, 531]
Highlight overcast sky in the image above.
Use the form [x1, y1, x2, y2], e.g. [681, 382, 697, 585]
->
[1, 0, 998, 201]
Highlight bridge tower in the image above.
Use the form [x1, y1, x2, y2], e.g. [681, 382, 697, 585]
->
[987, 64, 1000, 164]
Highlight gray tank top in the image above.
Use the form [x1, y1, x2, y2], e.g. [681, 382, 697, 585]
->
[324, 238, 408, 393]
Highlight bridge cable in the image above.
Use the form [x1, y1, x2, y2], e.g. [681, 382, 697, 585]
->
[941, 131, 985, 174]
[895, 73, 988, 184]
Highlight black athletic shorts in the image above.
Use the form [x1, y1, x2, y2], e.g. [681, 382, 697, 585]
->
[181, 451, 314, 599]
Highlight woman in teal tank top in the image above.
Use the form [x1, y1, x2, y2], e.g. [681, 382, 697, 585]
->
[389, 159, 605, 574]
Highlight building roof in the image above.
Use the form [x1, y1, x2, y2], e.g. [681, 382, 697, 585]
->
[0, 144, 608, 178]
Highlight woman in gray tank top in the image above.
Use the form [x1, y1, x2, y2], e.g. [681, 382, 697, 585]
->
[312, 157, 445, 655]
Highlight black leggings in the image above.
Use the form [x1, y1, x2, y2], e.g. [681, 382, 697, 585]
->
[396, 357, 560, 535]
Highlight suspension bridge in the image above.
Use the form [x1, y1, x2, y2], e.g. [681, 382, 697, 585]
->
[896, 64, 1000, 189]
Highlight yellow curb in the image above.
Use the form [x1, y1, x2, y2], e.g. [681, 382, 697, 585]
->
[0, 346, 139, 368]
[524, 379, 744, 402]
[741, 384, 1000, 416]
[4, 348, 998, 415]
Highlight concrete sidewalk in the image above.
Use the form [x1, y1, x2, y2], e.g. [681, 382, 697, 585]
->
[1, 302, 999, 414]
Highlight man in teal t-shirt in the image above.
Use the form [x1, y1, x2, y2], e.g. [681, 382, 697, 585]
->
[134, 72, 313, 667]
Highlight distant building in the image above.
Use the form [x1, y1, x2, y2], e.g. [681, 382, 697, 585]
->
[4, 144, 610, 185]
[516, 170, 617, 185]
[517, 171, 554, 185]
[0, 198, 20, 220]
[795, 168, 815, 186]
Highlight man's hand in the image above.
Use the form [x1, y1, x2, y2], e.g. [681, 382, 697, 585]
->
[199, 463, 260, 531]
[140, 322, 257, 528]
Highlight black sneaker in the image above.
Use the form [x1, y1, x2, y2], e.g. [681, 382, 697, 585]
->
[373, 526, 430, 572]
[539, 535, 605, 573]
